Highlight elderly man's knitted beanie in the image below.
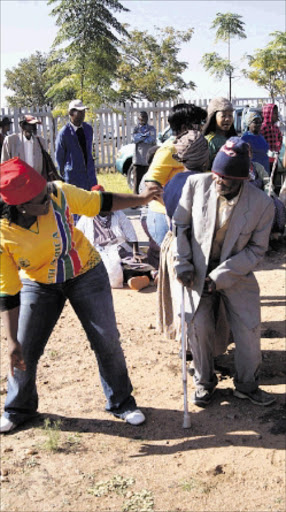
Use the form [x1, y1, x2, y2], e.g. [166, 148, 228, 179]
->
[207, 97, 233, 117]
[173, 130, 209, 170]
[211, 137, 250, 179]
[0, 157, 47, 205]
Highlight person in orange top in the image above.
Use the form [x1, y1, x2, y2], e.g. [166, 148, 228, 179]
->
[0, 158, 160, 433]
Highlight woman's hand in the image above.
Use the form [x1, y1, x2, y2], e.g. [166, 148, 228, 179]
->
[8, 340, 26, 376]
[139, 183, 163, 205]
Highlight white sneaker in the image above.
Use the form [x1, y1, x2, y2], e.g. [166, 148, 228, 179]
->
[0, 416, 16, 434]
[124, 409, 146, 426]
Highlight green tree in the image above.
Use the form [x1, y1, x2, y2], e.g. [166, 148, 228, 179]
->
[115, 26, 196, 103]
[201, 12, 247, 100]
[244, 31, 286, 102]
[4, 51, 49, 107]
[47, 0, 128, 110]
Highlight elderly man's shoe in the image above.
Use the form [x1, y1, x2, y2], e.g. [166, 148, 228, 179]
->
[233, 388, 276, 406]
[192, 388, 216, 407]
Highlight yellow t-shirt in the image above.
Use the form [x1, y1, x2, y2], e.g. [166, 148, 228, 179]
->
[0, 181, 103, 297]
[144, 137, 185, 214]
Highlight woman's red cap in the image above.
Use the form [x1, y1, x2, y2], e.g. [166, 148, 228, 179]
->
[0, 157, 47, 205]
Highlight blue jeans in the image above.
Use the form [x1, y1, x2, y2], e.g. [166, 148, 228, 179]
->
[4, 262, 135, 425]
[146, 210, 169, 247]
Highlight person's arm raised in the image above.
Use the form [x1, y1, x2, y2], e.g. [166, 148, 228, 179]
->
[111, 185, 162, 211]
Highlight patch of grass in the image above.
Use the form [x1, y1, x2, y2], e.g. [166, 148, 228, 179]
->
[97, 171, 131, 194]
[42, 418, 62, 452]
[25, 457, 40, 468]
[48, 350, 59, 360]
[123, 489, 154, 511]
[181, 478, 215, 495]
[88, 475, 135, 497]
[87, 475, 154, 512]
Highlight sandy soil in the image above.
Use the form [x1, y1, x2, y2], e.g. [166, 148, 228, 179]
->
[0, 215, 285, 512]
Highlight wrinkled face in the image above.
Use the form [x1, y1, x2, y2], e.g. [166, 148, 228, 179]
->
[216, 110, 233, 133]
[17, 186, 51, 217]
[69, 109, 85, 126]
[21, 122, 37, 140]
[213, 174, 242, 199]
[249, 117, 262, 134]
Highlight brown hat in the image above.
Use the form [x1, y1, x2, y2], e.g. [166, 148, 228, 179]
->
[207, 97, 233, 117]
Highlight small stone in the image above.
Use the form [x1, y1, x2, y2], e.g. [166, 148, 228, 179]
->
[25, 449, 38, 456]
[3, 447, 13, 453]
[0, 476, 9, 483]
[1, 468, 9, 476]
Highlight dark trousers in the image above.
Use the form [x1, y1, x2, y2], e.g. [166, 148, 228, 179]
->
[133, 165, 148, 194]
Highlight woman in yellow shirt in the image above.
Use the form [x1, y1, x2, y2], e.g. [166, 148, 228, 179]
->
[144, 103, 207, 247]
[0, 158, 160, 433]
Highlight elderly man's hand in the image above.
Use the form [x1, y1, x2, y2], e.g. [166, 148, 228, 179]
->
[177, 270, 194, 288]
[202, 276, 216, 296]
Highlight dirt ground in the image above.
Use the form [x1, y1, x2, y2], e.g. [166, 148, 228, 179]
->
[0, 211, 285, 512]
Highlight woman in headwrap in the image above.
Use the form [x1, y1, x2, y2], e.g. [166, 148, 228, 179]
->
[144, 103, 207, 249]
[157, 130, 209, 342]
[202, 97, 237, 166]
[241, 111, 270, 175]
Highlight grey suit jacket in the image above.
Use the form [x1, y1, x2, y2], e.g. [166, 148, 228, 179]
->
[173, 173, 275, 329]
[1, 133, 46, 174]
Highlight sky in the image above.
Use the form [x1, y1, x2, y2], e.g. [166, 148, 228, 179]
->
[1, 0, 285, 107]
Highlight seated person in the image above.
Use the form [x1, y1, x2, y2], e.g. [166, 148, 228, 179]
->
[77, 185, 156, 290]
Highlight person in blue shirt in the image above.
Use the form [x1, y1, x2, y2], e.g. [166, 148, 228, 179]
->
[55, 99, 97, 190]
[241, 111, 270, 175]
[132, 111, 156, 193]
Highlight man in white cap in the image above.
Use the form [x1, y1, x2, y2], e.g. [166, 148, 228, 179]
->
[55, 99, 97, 190]
[1, 115, 47, 174]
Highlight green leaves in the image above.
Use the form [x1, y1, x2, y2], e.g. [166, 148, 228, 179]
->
[47, 0, 128, 107]
[115, 27, 195, 103]
[244, 31, 286, 102]
[211, 12, 247, 43]
[201, 12, 247, 99]
[4, 52, 50, 107]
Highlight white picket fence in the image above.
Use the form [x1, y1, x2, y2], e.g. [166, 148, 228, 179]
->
[1, 97, 285, 171]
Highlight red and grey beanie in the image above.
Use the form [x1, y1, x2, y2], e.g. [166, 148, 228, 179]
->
[212, 137, 250, 179]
